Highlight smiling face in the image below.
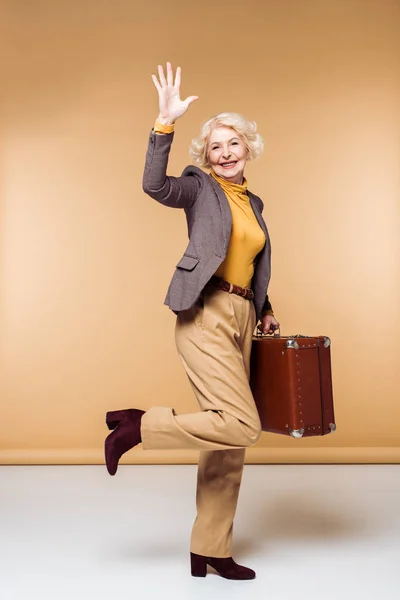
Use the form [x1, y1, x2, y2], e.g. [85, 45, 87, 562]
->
[207, 126, 248, 184]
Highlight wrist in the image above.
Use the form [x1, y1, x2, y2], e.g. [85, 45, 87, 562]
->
[154, 120, 175, 135]
[156, 114, 175, 126]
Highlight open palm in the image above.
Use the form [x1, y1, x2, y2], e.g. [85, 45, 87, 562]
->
[152, 62, 199, 124]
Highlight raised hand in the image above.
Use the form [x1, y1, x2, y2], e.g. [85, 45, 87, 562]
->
[152, 62, 199, 125]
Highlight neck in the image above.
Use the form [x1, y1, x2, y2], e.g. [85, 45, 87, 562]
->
[212, 171, 245, 185]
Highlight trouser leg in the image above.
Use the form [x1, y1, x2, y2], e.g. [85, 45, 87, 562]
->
[190, 448, 246, 557]
[190, 291, 257, 557]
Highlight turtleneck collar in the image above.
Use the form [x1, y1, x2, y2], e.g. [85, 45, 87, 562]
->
[210, 170, 248, 195]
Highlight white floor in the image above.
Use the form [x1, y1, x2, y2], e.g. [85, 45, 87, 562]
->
[1, 464, 399, 600]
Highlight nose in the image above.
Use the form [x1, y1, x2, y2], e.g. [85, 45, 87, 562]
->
[222, 147, 231, 159]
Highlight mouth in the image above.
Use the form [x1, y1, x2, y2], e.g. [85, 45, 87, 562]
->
[219, 161, 237, 169]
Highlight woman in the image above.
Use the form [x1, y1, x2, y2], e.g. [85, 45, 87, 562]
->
[104, 62, 280, 580]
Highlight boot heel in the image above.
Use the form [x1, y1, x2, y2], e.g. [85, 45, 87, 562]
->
[190, 553, 207, 577]
[104, 408, 145, 476]
[106, 410, 130, 431]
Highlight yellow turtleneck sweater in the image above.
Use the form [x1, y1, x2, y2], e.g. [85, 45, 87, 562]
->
[153, 120, 273, 316]
[210, 170, 266, 289]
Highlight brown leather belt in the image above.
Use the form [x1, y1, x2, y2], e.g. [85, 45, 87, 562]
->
[207, 276, 255, 301]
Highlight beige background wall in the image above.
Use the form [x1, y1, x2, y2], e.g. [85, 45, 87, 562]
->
[1, 0, 399, 465]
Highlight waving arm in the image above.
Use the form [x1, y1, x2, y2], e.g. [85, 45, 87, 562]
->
[142, 62, 200, 209]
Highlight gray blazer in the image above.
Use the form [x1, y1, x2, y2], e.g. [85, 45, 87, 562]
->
[142, 130, 272, 322]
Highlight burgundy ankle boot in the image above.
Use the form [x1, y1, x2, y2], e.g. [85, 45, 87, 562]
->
[190, 552, 256, 580]
[104, 409, 145, 476]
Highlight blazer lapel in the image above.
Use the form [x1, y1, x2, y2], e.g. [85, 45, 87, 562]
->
[247, 191, 269, 240]
[247, 190, 271, 282]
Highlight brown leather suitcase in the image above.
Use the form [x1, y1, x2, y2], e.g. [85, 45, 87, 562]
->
[250, 332, 336, 438]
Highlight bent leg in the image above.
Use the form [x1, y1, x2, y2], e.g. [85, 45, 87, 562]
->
[140, 289, 261, 451]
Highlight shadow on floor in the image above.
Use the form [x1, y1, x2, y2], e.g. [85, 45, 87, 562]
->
[106, 492, 375, 562]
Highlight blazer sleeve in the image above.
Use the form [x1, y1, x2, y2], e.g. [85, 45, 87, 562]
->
[261, 295, 274, 316]
[142, 130, 201, 209]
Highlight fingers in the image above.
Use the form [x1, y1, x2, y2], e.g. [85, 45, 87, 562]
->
[154, 63, 186, 90]
[158, 64, 167, 87]
[151, 74, 162, 93]
[257, 322, 270, 335]
[184, 95, 199, 108]
[257, 321, 279, 335]
[166, 61, 173, 86]
[156, 63, 175, 88]
[174, 66, 181, 89]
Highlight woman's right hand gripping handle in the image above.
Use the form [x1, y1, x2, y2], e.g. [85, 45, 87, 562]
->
[152, 62, 199, 126]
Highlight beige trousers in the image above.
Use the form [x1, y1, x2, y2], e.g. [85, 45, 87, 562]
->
[140, 287, 261, 557]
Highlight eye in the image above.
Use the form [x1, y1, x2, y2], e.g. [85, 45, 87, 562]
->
[231, 141, 238, 145]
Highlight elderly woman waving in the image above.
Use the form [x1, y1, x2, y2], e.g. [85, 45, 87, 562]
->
[104, 62, 279, 580]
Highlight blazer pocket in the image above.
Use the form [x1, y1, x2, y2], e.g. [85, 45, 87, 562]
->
[176, 254, 199, 271]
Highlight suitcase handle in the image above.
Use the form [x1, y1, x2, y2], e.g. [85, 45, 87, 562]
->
[255, 327, 281, 338]
[255, 328, 313, 339]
